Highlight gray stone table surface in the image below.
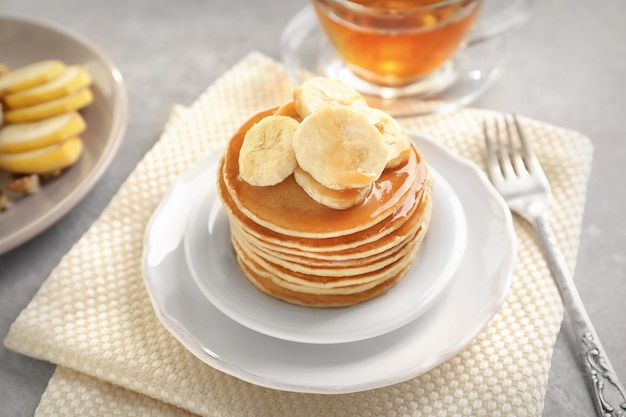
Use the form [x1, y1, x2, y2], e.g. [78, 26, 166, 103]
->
[1, 1, 624, 416]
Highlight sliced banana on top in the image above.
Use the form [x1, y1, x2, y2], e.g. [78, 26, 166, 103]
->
[238, 115, 300, 187]
[293, 77, 367, 118]
[292, 105, 387, 190]
[361, 107, 412, 169]
[294, 166, 371, 210]
[237, 77, 412, 211]
[273, 100, 303, 122]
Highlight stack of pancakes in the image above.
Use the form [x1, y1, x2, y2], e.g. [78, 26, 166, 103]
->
[217, 108, 433, 308]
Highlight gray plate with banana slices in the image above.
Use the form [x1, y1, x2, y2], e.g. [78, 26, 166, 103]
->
[0, 13, 128, 254]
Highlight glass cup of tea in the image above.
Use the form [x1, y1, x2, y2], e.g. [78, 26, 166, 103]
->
[289, 0, 531, 114]
[313, 0, 486, 88]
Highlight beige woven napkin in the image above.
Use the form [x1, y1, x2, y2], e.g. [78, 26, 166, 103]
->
[5, 52, 593, 417]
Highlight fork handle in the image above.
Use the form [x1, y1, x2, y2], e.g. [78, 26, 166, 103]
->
[534, 216, 626, 416]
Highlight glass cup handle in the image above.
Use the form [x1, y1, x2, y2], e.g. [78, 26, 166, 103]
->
[467, 0, 533, 45]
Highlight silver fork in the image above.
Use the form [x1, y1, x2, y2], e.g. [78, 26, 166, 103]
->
[484, 114, 626, 417]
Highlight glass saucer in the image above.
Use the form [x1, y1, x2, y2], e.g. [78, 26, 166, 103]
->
[280, 6, 508, 117]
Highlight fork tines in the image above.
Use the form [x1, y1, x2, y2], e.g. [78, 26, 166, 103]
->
[484, 113, 542, 181]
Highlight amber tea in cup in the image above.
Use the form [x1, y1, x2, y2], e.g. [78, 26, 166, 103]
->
[312, 0, 483, 88]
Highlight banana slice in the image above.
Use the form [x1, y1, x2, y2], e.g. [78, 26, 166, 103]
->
[3, 88, 93, 124]
[3, 66, 92, 109]
[0, 60, 66, 97]
[0, 111, 86, 153]
[294, 166, 371, 210]
[292, 105, 387, 190]
[0, 136, 83, 174]
[238, 115, 299, 187]
[362, 107, 412, 168]
[273, 100, 302, 122]
[293, 77, 367, 118]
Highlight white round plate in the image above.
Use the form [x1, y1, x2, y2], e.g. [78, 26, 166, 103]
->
[142, 133, 516, 394]
[280, 6, 508, 117]
[0, 14, 128, 254]
[184, 154, 467, 344]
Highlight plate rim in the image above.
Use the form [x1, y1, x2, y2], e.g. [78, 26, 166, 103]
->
[0, 13, 128, 254]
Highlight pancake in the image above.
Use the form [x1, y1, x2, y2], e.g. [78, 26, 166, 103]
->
[226, 180, 431, 260]
[233, 222, 429, 290]
[218, 146, 428, 253]
[233, 221, 425, 282]
[236, 249, 417, 308]
[234, 224, 418, 269]
[216, 95, 433, 307]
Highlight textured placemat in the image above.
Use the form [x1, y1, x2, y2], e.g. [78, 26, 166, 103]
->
[5, 52, 593, 417]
